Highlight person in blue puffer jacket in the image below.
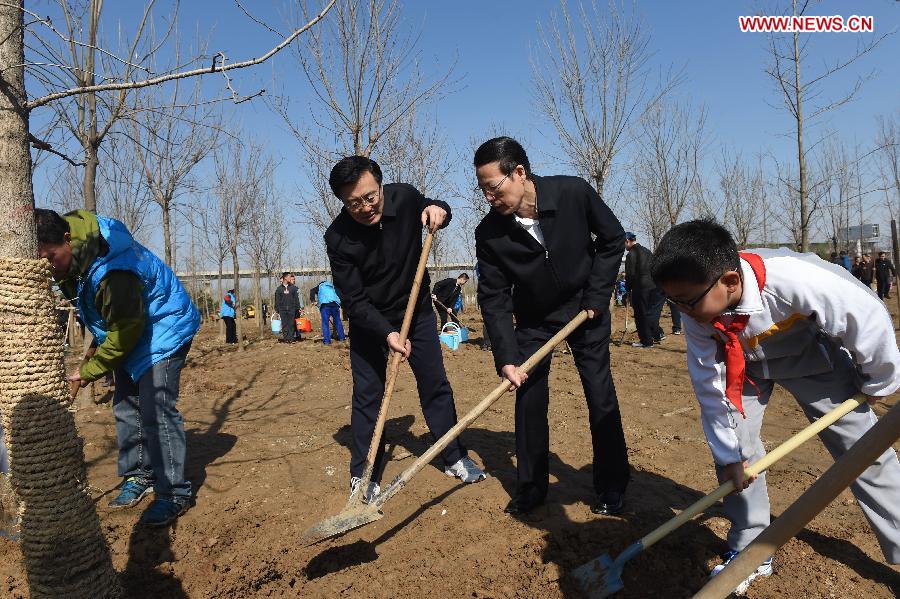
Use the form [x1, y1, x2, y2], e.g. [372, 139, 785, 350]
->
[310, 279, 346, 344]
[35, 208, 199, 527]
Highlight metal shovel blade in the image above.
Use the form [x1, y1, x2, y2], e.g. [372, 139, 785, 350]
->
[301, 500, 384, 545]
[571, 553, 624, 599]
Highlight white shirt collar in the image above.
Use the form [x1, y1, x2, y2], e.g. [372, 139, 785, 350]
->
[731, 257, 764, 315]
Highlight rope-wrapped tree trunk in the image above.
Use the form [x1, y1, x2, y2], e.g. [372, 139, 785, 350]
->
[0, 2, 119, 597]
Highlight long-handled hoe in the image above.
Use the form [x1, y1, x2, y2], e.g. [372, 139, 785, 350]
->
[571, 394, 866, 598]
[302, 310, 591, 543]
[304, 230, 433, 542]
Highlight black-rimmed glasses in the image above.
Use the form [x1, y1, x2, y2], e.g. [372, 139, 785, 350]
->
[665, 276, 720, 310]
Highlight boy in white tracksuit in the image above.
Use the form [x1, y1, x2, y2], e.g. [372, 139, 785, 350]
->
[650, 219, 900, 592]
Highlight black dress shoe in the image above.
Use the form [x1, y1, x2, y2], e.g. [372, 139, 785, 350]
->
[591, 491, 625, 516]
[504, 491, 545, 515]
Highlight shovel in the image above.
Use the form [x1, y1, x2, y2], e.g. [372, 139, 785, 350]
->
[432, 297, 464, 327]
[302, 310, 590, 543]
[326, 230, 434, 520]
[571, 393, 866, 598]
[613, 296, 630, 346]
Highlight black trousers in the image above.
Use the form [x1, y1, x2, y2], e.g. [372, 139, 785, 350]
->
[514, 310, 630, 499]
[278, 310, 296, 341]
[349, 309, 466, 480]
[647, 287, 666, 341]
[222, 316, 237, 344]
[876, 275, 890, 299]
[629, 286, 654, 346]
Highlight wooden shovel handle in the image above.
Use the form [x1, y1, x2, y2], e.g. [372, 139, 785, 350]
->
[377, 310, 590, 504]
[694, 400, 900, 599]
[432, 297, 464, 327]
[638, 394, 865, 551]
[362, 231, 435, 467]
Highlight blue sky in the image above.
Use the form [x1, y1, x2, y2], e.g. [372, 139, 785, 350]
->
[28, 0, 900, 262]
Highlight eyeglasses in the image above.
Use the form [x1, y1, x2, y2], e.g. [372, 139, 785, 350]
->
[474, 173, 509, 199]
[344, 189, 381, 212]
[665, 276, 720, 310]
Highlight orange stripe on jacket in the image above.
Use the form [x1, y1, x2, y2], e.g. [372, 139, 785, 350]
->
[746, 312, 807, 349]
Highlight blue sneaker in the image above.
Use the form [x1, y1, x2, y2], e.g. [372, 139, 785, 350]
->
[709, 549, 773, 595]
[138, 499, 189, 527]
[107, 477, 153, 510]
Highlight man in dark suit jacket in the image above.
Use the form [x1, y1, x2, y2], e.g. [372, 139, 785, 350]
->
[624, 233, 664, 347]
[474, 137, 630, 516]
[431, 272, 469, 327]
[325, 156, 486, 501]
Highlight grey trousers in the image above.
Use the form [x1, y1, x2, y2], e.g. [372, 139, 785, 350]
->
[720, 346, 900, 563]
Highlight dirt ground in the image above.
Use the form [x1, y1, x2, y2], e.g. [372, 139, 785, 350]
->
[1, 306, 899, 598]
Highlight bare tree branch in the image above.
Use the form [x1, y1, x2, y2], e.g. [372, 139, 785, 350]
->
[26, 0, 336, 109]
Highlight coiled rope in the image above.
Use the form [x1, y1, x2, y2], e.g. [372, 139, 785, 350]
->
[0, 258, 119, 598]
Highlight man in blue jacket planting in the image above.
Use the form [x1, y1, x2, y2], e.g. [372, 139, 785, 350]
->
[35, 208, 199, 527]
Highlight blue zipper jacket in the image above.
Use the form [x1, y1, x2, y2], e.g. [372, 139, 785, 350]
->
[317, 281, 341, 306]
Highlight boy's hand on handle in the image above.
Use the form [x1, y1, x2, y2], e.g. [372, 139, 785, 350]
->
[386, 332, 411, 361]
[421, 205, 447, 233]
[586, 309, 596, 319]
[719, 460, 756, 494]
[501, 365, 528, 391]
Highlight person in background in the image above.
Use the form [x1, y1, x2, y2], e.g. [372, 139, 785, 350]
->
[852, 255, 862, 280]
[274, 272, 300, 343]
[838, 249, 852, 271]
[874, 251, 896, 300]
[432, 272, 469, 327]
[311, 280, 347, 344]
[859, 253, 875, 288]
[221, 289, 237, 344]
[624, 232, 664, 347]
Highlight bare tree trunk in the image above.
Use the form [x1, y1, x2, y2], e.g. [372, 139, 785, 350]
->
[793, 20, 809, 252]
[0, 4, 118, 596]
[217, 260, 224, 341]
[83, 143, 99, 212]
[231, 247, 243, 351]
[161, 198, 173, 266]
[254, 263, 263, 338]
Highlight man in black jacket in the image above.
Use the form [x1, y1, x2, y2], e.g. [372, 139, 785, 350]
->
[875, 251, 896, 300]
[431, 272, 469, 327]
[473, 137, 630, 516]
[274, 272, 300, 343]
[624, 232, 663, 347]
[325, 156, 486, 501]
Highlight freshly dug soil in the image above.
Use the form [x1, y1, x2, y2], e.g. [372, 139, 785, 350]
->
[1, 307, 898, 598]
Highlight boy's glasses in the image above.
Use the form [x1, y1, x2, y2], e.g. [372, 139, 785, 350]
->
[665, 276, 720, 310]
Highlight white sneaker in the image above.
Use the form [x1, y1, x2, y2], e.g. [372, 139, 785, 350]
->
[444, 456, 487, 483]
[349, 476, 380, 503]
[630, 341, 650, 348]
[709, 550, 773, 595]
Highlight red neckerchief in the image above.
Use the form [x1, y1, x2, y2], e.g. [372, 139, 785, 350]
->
[711, 252, 766, 418]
